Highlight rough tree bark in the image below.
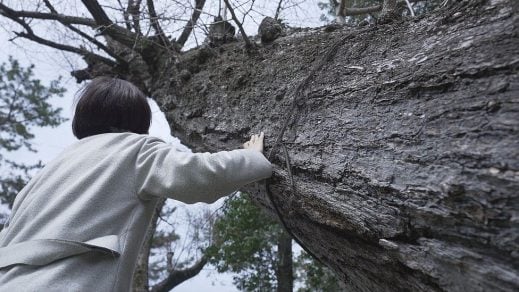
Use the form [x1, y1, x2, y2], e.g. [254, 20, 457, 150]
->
[148, 0, 518, 291]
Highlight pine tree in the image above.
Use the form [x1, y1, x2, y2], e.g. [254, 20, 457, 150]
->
[0, 57, 66, 208]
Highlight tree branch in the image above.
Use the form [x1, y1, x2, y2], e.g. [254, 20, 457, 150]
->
[0, 3, 95, 26]
[274, 0, 284, 20]
[150, 256, 208, 292]
[222, 0, 253, 49]
[343, 5, 382, 16]
[338, 0, 420, 17]
[404, 0, 416, 17]
[16, 31, 117, 67]
[146, 0, 170, 47]
[128, 0, 143, 34]
[176, 0, 206, 47]
[43, 0, 127, 67]
[117, 0, 132, 30]
[1, 9, 117, 68]
[80, 0, 112, 26]
[0, 3, 139, 48]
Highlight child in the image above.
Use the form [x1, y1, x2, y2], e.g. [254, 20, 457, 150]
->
[0, 77, 272, 291]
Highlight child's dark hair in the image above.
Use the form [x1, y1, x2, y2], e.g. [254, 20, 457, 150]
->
[72, 77, 151, 139]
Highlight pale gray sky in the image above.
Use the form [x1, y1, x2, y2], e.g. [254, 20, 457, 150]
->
[0, 1, 325, 290]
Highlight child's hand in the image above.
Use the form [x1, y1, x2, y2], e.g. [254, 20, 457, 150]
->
[243, 132, 265, 153]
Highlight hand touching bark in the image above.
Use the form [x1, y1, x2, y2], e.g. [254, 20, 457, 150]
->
[243, 132, 265, 153]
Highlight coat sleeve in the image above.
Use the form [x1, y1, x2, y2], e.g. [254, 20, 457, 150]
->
[134, 137, 272, 204]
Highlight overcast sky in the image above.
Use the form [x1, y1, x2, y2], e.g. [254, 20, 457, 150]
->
[0, 1, 325, 290]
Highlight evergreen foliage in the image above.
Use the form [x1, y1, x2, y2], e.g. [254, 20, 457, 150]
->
[0, 57, 66, 208]
[207, 194, 342, 291]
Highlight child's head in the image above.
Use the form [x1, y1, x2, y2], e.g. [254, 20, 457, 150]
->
[72, 77, 151, 139]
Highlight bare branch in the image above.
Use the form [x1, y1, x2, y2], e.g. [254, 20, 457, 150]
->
[343, 5, 382, 16]
[222, 0, 253, 48]
[80, 0, 112, 26]
[150, 256, 208, 292]
[176, 0, 206, 47]
[117, 0, 132, 31]
[240, 0, 256, 25]
[404, 0, 416, 17]
[128, 0, 143, 34]
[0, 3, 139, 48]
[15, 30, 117, 68]
[0, 6, 117, 68]
[43, 0, 127, 66]
[146, 0, 170, 47]
[0, 3, 95, 26]
[274, 0, 283, 20]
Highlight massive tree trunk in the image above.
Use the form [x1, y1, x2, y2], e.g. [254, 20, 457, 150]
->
[149, 0, 518, 291]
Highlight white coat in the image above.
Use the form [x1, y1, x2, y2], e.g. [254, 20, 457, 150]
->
[0, 132, 272, 291]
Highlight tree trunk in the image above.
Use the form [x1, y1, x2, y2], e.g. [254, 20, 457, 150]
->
[276, 231, 293, 292]
[131, 199, 209, 291]
[132, 200, 164, 292]
[150, 0, 518, 291]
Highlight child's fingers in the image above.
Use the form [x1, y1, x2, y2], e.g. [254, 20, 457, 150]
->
[248, 133, 265, 144]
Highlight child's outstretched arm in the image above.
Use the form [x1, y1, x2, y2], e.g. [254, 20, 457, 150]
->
[135, 133, 272, 203]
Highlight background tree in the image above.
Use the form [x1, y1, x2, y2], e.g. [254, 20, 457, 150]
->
[207, 194, 281, 291]
[294, 252, 345, 292]
[206, 194, 342, 292]
[146, 203, 211, 291]
[0, 56, 66, 209]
